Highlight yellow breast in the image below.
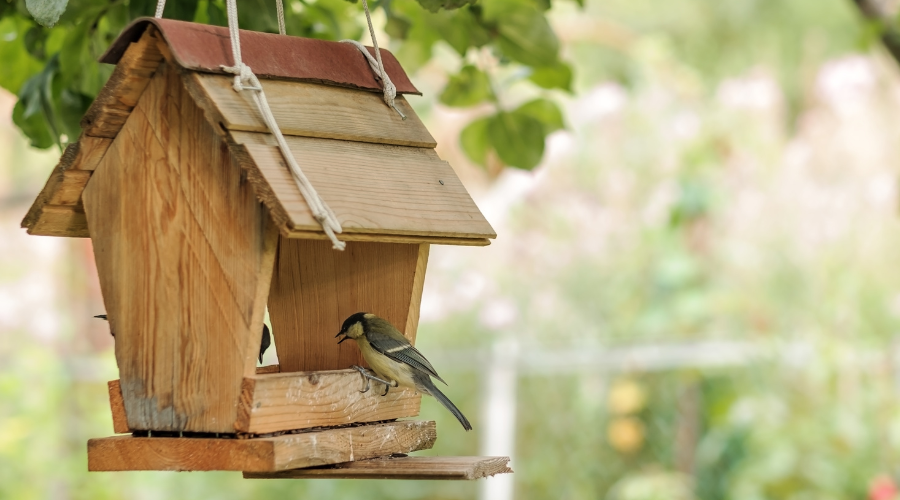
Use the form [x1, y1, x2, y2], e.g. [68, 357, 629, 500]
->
[357, 336, 417, 390]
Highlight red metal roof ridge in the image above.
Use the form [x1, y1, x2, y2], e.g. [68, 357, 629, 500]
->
[100, 18, 421, 95]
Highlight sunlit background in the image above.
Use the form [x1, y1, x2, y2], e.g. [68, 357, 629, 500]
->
[5, 0, 900, 498]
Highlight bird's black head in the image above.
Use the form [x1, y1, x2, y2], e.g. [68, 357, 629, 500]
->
[336, 312, 369, 344]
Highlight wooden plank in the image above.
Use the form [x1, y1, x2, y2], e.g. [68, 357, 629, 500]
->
[404, 244, 429, 344]
[285, 230, 490, 247]
[107, 366, 286, 434]
[236, 369, 421, 434]
[21, 135, 113, 237]
[69, 136, 114, 171]
[108, 380, 130, 434]
[244, 456, 513, 480]
[188, 73, 436, 148]
[25, 205, 89, 237]
[88, 420, 437, 472]
[83, 62, 277, 433]
[228, 131, 495, 242]
[268, 239, 421, 373]
[81, 27, 164, 138]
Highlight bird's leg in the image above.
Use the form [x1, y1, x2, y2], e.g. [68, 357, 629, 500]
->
[351, 365, 395, 393]
[351, 365, 372, 393]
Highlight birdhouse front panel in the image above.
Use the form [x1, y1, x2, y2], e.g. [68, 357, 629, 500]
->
[83, 61, 275, 433]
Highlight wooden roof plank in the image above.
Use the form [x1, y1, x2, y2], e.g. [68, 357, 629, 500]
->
[189, 73, 436, 148]
[231, 133, 496, 240]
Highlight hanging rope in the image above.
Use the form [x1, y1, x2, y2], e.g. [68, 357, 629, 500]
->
[276, 0, 286, 35]
[154, 0, 165, 18]
[220, 0, 346, 250]
[340, 0, 406, 120]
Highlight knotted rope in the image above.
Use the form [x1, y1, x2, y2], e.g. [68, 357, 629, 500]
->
[219, 0, 346, 250]
[341, 0, 406, 120]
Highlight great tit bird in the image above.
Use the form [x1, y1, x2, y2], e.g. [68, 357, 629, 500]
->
[95, 315, 272, 365]
[336, 312, 472, 431]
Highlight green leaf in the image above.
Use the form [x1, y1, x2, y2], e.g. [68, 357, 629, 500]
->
[516, 98, 564, 134]
[529, 61, 572, 91]
[483, 0, 559, 67]
[488, 110, 545, 170]
[0, 17, 44, 95]
[13, 98, 54, 148]
[25, 0, 68, 27]
[429, 7, 490, 55]
[440, 65, 493, 107]
[23, 25, 46, 59]
[460, 116, 491, 166]
[166, 0, 200, 21]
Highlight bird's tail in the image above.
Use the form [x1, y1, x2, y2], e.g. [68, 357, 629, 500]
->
[416, 373, 472, 431]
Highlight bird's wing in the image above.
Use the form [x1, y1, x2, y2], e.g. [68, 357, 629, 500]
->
[366, 318, 446, 384]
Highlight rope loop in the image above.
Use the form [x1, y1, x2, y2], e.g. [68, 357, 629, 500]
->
[340, 0, 407, 120]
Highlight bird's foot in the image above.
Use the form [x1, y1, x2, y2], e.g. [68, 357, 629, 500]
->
[380, 380, 399, 396]
[351, 365, 395, 394]
[351, 365, 372, 393]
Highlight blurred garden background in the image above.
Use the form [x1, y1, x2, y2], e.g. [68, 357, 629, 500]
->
[5, 0, 900, 498]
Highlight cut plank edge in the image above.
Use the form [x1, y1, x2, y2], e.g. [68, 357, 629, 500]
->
[243, 456, 513, 480]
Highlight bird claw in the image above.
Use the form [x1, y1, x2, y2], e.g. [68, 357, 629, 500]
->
[351, 365, 396, 395]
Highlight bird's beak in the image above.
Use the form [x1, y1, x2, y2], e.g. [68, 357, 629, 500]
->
[335, 331, 344, 338]
[337, 335, 349, 344]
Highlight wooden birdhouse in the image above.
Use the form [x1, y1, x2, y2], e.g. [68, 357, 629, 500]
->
[21, 18, 511, 479]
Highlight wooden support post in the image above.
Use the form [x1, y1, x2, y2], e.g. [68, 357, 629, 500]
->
[88, 421, 436, 472]
[243, 456, 513, 480]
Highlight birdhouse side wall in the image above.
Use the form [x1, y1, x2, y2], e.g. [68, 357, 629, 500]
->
[83, 61, 277, 433]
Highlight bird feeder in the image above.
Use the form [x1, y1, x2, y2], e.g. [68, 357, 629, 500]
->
[21, 18, 511, 479]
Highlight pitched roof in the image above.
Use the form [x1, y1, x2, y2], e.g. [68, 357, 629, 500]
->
[103, 18, 420, 95]
[22, 20, 495, 245]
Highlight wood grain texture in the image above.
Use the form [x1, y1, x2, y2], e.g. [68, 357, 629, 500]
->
[244, 456, 513, 480]
[228, 131, 496, 242]
[268, 239, 421, 373]
[21, 135, 113, 237]
[404, 244, 429, 345]
[81, 27, 164, 138]
[24, 204, 89, 237]
[108, 367, 285, 434]
[88, 420, 436, 472]
[285, 230, 490, 246]
[69, 136, 114, 171]
[82, 62, 276, 433]
[107, 380, 130, 434]
[236, 369, 421, 434]
[189, 74, 435, 148]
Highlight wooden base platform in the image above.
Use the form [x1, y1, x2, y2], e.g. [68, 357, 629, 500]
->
[88, 420, 436, 472]
[244, 456, 513, 480]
